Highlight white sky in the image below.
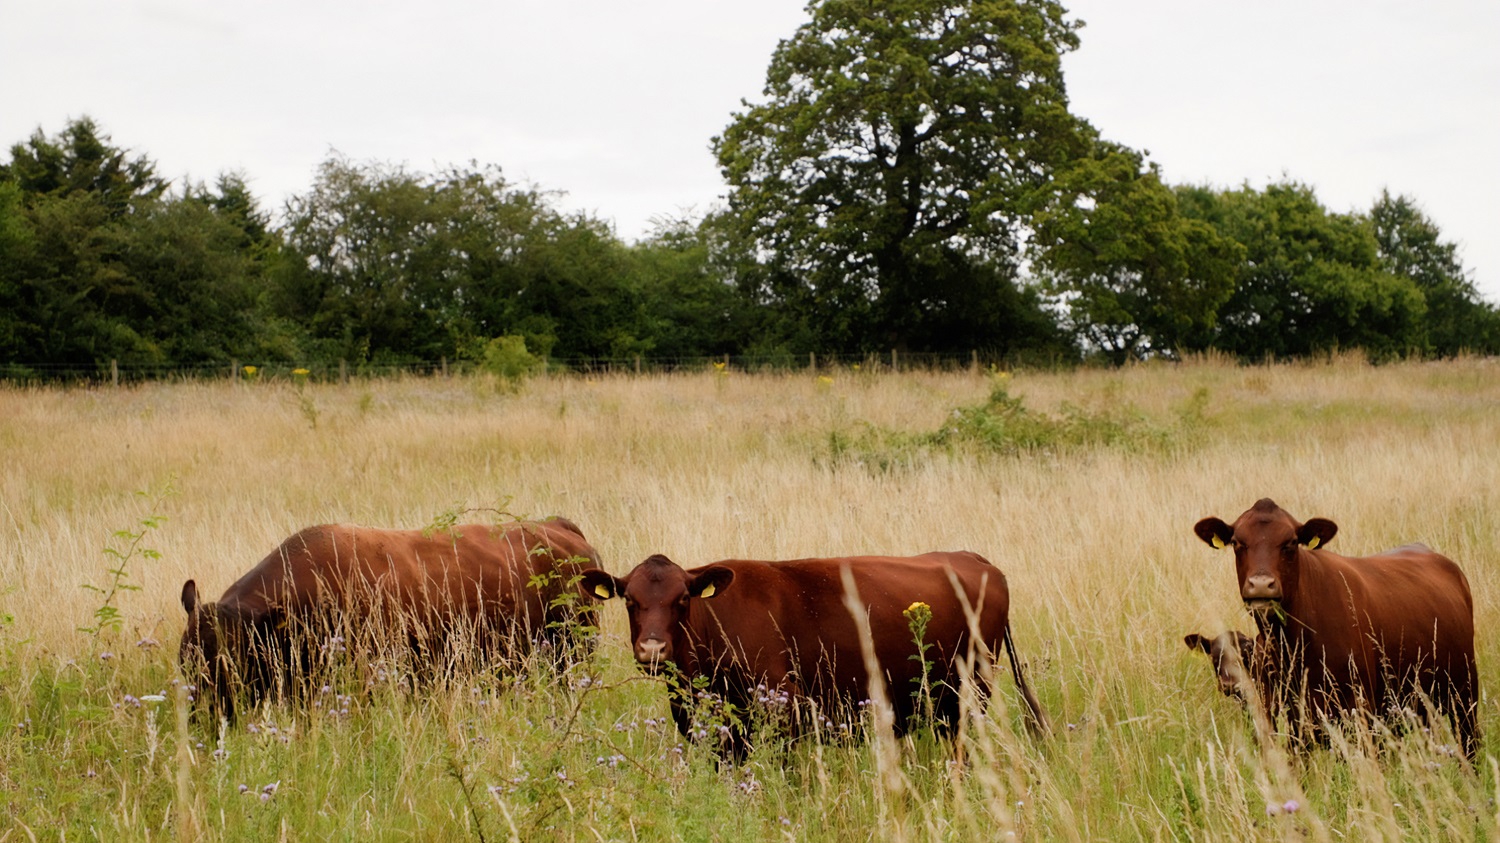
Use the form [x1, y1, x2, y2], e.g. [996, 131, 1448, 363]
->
[2, 0, 1496, 298]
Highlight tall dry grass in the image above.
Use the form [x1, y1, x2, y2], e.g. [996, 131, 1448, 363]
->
[2, 355, 1499, 839]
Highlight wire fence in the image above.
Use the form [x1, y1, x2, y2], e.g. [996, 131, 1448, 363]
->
[0, 349, 1050, 386]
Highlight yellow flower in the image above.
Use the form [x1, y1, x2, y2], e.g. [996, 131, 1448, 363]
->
[712, 361, 727, 372]
[904, 601, 930, 616]
[242, 365, 258, 377]
[292, 368, 310, 377]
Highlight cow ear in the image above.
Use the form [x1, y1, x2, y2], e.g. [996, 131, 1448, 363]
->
[1184, 633, 1210, 654]
[578, 569, 622, 601]
[1298, 518, 1337, 549]
[181, 580, 200, 614]
[689, 566, 735, 599]
[1194, 518, 1233, 550]
[1234, 632, 1256, 658]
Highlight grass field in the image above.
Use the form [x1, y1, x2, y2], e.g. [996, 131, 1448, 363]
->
[3, 355, 1499, 840]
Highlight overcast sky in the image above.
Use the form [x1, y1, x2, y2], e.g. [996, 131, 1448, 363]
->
[3, 1, 1496, 298]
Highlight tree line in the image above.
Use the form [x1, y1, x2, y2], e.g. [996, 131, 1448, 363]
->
[4, 0, 1496, 380]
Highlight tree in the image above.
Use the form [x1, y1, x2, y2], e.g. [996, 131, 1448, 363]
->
[1178, 182, 1427, 360]
[1, 118, 280, 373]
[1370, 190, 1500, 355]
[1032, 144, 1242, 361]
[624, 215, 748, 360]
[275, 156, 646, 365]
[712, 0, 1091, 354]
[2, 117, 165, 217]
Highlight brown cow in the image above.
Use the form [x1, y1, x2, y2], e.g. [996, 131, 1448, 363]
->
[579, 551, 1048, 756]
[180, 517, 601, 719]
[1184, 630, 1256, 704]
[1194, 498, 1478, 757]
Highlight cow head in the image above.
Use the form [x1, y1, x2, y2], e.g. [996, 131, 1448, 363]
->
[1194, 498, 1337, 617]
[1184, 630, 1256, 703]
[180, 579, 232, 719]
[578, 555, 734, 675]
[179, 580, 281, 720]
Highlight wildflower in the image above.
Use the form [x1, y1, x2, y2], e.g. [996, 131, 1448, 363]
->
[136, 637, 159, 649]
[292, 368, 310, 378]
[237, 784, 249, 794]
[242, 365, 258, 377]
[712, 361, 727, 373]
[140, 694, 166, 704]
[99, 651, 114, 661]
[903, 601, 932, 621]
[1281, 800, 1300, 814]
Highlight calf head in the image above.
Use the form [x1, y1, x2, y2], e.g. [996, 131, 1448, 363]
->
[1194, 498, 1337, 617]
[1184, 630, 1256, 702]
[578, 555, 734, 674]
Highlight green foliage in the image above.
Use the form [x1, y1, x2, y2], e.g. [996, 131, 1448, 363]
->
[1176, 181, 1429, 361]
[0, 118, 279, 372]
[1033, 143, 1243, 361]
[1372, 190, 1500, 356]
[473, 335, 542, 387]
[712, 0, 1091, 354]
[79, 481, 174, 637]
[824, 375, 1188, 471]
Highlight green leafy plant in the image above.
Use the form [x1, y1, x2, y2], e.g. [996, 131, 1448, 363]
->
[903, 601, 935, 724]
[81, 480, 175, 637]
[474, 335, 542, 390]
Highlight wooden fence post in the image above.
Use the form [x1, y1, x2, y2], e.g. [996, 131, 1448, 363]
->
[339, 359, 348, 384]
[635, 355, 641, 375]
[111, 359, 119, 387]
[230, 358, 238, 383]
[891, 348, 898, 372]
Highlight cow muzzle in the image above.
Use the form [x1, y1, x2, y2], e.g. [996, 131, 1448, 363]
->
[1240, 574, 1282, 602]
[634, 638, 669, 673]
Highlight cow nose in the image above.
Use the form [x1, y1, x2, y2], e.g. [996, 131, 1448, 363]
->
[1241, 575, 1281, 601]
[635, 638, 667, 664]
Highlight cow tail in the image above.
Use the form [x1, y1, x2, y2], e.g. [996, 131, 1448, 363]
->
[1003, 622, 1052, 739]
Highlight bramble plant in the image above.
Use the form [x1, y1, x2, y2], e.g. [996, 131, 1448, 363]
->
[80, 480, 175, 637]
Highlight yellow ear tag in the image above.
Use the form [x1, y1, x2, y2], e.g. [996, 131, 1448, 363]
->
[594, 584, 611, 598]
[699, 583, 716, 599]
[1306, 536, 1320, 550]
[1211, 535, 1225, 549]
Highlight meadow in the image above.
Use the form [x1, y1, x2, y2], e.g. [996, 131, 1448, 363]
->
[2, 355, 1499, 841]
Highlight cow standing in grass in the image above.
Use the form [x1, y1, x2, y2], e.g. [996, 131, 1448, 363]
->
[580, 551, 1049, 758]
[1194, 498, 1478, 758]
[180, 517, 601, 719]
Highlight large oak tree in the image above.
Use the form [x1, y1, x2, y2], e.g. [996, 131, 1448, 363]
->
[712, 0, 1089, 354]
